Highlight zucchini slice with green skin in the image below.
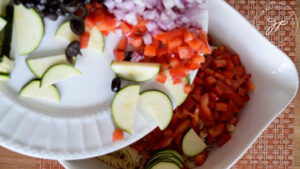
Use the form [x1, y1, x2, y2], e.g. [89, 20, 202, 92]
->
[150, 149, 183, 164]
[140, 90, 173, 130]
[0, 73, 9, 81]
[14, 4, 44, 55]
[26, 54, 72, 78]
[182, 128, 207, 157]
[41, 64, 81, 88]
[87, 27, 104, 53]
[111, 85, 140, 134]
[163, 70, 189, 106]
[145, 155, 182, 169]
[148, 161, 180, 169]
[145, 149, 183, 169]
[147, 160, 181, 169]
[19, 80, 60, 102]
[0, 17, 6, 32]
[55, 21, 79, 42]
[0, 55, 14, 73]
[111, 61, 160, 82]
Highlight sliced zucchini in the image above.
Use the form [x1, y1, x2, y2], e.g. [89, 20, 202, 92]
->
[55, 21, 79, 42]
[140, 90, 173, 130]
[150, 149, 183, 164]
[19, 80, 60, 102]
[150, 162, 180, 169]
[87, 26, 104, 53]
[26, 54, 71, 78]
[111, 85, 140, 133]
[146, 155, 182, 169]
[182, 128, 207, 157]
[40, 64, 81, 88]
[0, 73, 9, 81]
[163, 70, 189, 106]
[14, 4, 44, 55]
[0, 17, 7, 32]
[111, 61, 160, 82]
[0, 55, 14, 73]
[145, 149, 183, 169]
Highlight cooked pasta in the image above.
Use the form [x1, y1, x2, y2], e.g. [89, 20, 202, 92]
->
[97, 147, 145, 169]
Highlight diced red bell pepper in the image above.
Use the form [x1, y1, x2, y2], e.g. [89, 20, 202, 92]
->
[187, 38, 203, 51]
[214, 59, 227, 68]
[178, 46, 192, 59]
[157, 48, 166, 57]
[168, 37, 183, 50]
[234, 66, 245, 76]
[217, 133, 231, 147]
[113, 129, 124, 142]
[121, 21, 133, 35]
[199, 94, 213, 120]
[96, 17, 117, 32]
[116, 38, 127, 51]
[245, 81, 255, 91]
[114, 50, 125, 62]
[169, 67, 187, 79]
[208, 123, 225, 138]
[130, 35, 143, 49]
[184, 84, 192, 94]
[232, 54, 241, 66]
[156, 73, 167, 83]
[80, 32, 90, 49]
[184, 29, 195, 42]
[152, 39, 160, 49]
[231, 79, 245, 90]
[192, 54, 206, 64]
[194, 151, 208, 166]
[212, 86, 223, 96]
[153, 137, 173, 150]
[84, 17, 95, 30]
[182, 96, 197, 111]
[222, 71, 234, 80]
[205, 76, 216, 86]
[216, 81, 245, 107]
[216, 103, 228, 111]
[170, 58, 182, 68]
[144, 45, 156, 57]
[173, 119, 191, 137]
[238, 87, 247, 96]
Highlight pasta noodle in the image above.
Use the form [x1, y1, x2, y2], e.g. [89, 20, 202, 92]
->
[97, 147, 145, 169]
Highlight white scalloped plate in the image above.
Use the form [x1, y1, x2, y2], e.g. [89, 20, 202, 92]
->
[60, 0, 298, 168]
[0, 4, 208, 160]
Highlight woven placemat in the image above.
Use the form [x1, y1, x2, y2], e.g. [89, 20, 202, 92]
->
[36, 0, 297, 168]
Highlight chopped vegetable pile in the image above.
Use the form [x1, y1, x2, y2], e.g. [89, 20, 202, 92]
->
[105, 0, 208, 32]
[131, 46, 255, 168]
[82, 1, 210, 85]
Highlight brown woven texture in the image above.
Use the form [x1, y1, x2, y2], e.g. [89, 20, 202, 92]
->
[36, 1, 296, 169]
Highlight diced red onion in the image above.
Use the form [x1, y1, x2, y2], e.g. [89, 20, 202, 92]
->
[165, 9, 177, 20]
[115, 0, 123, 3]
[146, 22, 158, 32]
[115, 29, 123, 36]
[104, 0, 115, 10]
[105, 0, 208, 33]
[131, 52, 144, 62]
[162, 0, 175, 9]
[143, 10, 157, 20]
[122, 1, 135, 10]
[124, 13, 137, 25]
[143, 33, 152, 45]
[174, 0, 184, 9]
